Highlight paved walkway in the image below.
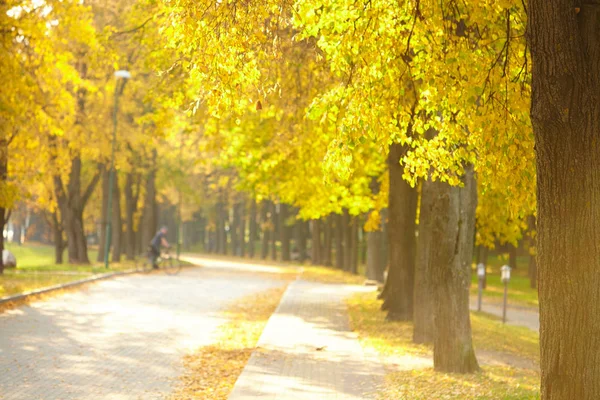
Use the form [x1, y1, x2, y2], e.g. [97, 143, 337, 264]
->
[470, 298, 539, 331]
[0, 263, 282, 400]
[229, 280, 385, 400]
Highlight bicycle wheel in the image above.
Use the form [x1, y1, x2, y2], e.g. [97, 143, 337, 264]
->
[164, 256, 182, 275]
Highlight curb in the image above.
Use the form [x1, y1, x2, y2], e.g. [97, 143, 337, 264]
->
[0, 267, 145, 305]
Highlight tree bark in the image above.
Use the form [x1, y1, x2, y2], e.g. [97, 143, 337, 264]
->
[249, 199, 258, 258]
[97, 166, 108, 262]
[53, 157, 101, 264]
[239, 200, 246, 257]
[413, 178, 435, 344]
[311, 219, 321, 265]
[270, 202, 277, 261]
[232, 202, 240, 256]
[380, 143, 418, 320]
[342, 209, 351, 271]
[261, 201, 270, 260]
[430, 165, 479, 373]
[295, 219, 308, 262]
[528, 215, 537, 289]
[124, 172, 140, 260]
[323, 214, 333, 266]
[111, 174, 122, 262]
[335, 213, 344, 269]
[140, 152, 158, 255]
[280, 203, 290, 261]
[509, 243, 518, 270]
[529, 4, 600, 394]
[350, 216, 359, 274]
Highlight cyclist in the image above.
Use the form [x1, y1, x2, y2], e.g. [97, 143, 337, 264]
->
[150, 226, 170, 269]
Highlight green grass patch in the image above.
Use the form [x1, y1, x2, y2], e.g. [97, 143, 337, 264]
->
[471, 254, 538, 308]
[0, 242, 145, 297]
[347, 292, 540, 399]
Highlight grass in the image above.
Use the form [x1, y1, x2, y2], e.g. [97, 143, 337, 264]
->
[301, 265, 367, 285]
[347, 292, 540, 399]
[471, 254, 538, 308]
[0, 270, 91, 297]
[170, 284, 289, 399]
[0, 242, 146, 298]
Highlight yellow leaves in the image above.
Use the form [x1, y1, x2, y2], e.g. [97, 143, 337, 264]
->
[170, 285, 289, 400]
[0, 182, 19, 209]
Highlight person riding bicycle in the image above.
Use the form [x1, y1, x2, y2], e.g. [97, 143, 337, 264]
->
[150, 226, 170, 269]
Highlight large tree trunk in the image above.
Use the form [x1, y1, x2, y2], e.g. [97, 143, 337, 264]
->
[413, 179, 435, 344]
[528, 216, 537, 289]
[50, 212, 66, 264]
[53, 157, 100, 264]
[140, 152, 158, 255]
[380, 143, 418, 320]
[335, 213, 344, 269]
[280, 203, 290, 261]
[249, 199, 257, 258]
[311, 219, 321, 265]
[111, 174, 122, 262]
[430, 165, 479, 373]
[97, 166, 108, 262]
[529, 4, 600, 395]
[261, 201, 270, 260]
[323, 214, 333, 266]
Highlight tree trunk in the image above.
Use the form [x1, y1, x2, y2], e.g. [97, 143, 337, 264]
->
[413, 179, 435, 344]
[232, 202, 240, 256]
[350, 216, 359, 274]
[111, 174, 122, 262]
[54, 157, 100, 264]
[280, 203, 290, 261]
[430, 165, 479, 373]
[335, 213, 344, 269]
[295, 218, 308, 262]
[509, 243, 518, 270]
[380, 143, 418, 320]
[140, 151, 158, 255]
[528, 5, 600, 394]
[51, 212, 65, 264]
[528, 215, 537, 289]
[311, 219, 321, 265]
[270, 202, 277, 261]
[261, 201, 270, 260]
[322, 214, 333, 266]
[249, 199, 257, 258]
[342, 209, 351, 271]
[124, 172, 139, 261]
[239, 201, 246, 257]
[366, 229, 383, 281]
[97, 166, 108, 262]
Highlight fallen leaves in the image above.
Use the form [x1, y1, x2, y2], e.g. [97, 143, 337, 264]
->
[169, 284, 289, 399]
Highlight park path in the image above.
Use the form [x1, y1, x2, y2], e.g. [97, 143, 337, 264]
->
[470, 298, 539, 331]
[228, 280, 385, 400]
[0, 260, 282, 400]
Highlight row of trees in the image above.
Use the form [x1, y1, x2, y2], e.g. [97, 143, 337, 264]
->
[2, 0, 596, 396]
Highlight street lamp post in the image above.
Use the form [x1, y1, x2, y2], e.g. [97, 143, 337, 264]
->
[104, 70, 131, 269]
[501, 264, 512, 323]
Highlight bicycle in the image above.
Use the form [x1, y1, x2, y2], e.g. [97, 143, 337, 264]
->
[140, 246, 182, 275]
